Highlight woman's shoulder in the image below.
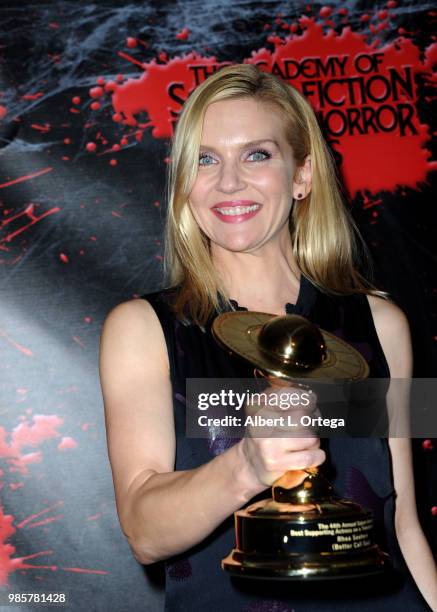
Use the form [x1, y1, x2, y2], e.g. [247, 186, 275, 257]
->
[100, 298, 162, 345]
[100, 294, 174, 374]
[365, 294, 412, 377]
[366, 294, 409, 334]
[102, 285, 181, 332]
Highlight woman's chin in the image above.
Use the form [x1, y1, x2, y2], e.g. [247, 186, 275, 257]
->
[215, 236, 259, 253]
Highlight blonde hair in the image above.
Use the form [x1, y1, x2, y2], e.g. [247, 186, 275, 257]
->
[164, 63, 380, 326]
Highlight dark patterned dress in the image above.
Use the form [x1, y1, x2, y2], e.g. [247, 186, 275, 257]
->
[142, 275, 429, 611]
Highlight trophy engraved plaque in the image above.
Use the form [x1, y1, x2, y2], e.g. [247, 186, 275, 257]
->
[212, 311, 389, 580]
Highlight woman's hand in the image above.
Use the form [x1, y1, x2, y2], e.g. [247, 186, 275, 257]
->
[238, 381, 325, 488]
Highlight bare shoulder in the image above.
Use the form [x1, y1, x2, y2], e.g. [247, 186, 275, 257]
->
[101, 297, 162, 338]
[367, 294, 409, 331]
[366, 294, 412, 377]
[100, 297, 169, 372]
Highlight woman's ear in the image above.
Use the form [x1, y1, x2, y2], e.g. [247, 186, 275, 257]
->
[292, 155, 312, 200]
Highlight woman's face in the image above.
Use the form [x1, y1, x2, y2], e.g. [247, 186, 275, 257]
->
[188, 97, 310, 256]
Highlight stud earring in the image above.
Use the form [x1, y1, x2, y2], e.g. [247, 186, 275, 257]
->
[296, 193, 303, 199]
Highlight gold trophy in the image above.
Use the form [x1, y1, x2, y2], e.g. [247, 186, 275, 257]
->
[212, 312, 389, 580]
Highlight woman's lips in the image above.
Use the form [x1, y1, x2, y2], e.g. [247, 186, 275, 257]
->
[211, 203, 262, 223]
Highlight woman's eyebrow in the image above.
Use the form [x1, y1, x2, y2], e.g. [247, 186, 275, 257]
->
[199, 139, 280, 152]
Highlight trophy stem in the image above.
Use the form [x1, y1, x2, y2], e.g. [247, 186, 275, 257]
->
[272, 467, 335, 504]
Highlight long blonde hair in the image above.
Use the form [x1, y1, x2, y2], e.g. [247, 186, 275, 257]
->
[164, 63, 379, 326]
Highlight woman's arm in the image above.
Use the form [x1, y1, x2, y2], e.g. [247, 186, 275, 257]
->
[368, 295, 437, 611]
[99, 299, 324, 565]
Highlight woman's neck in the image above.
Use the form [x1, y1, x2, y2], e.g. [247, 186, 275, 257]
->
[212, 235, 301, 314]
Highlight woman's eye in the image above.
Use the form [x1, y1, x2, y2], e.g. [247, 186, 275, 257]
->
[199, 153, 216, 166]
[247, 149, 271, 162]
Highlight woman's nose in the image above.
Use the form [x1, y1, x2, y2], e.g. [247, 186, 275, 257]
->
[216, 160, 246, 193]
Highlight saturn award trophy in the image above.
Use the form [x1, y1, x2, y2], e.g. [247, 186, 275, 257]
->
[212, 311, 389, 580]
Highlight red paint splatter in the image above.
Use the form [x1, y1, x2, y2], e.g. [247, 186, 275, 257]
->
[0, 105, 7, 120]
[0, 506, 20, 585]
[0, 167, 53, 189]
[176, 28, 190, 41]
[422, 439, 434, 450]
[61, 567, 108, 575]
[109, 159, 117, 166]
[117, 51, 146, 71]
[31, 123, 50, 133]
[24, 515, 64, 529]
[22, 92, 44, 101]
[0, 437, 70, 583]
[126, 37, 138, 48]
[59, 252, 69, 263]
[90, 101, 101, 111]
[89, 86, 104, 99]
[19, 452, 43, 466]
[72, 96, 81, 105]
[377, 10, 389, 20]
[0, 415, 64, 469]
[17, 502, 64, 529]
[0, 203, 60, 246]
[362, 195, 382, 209]
[319, 6, 333, 18]
[0, 329, 33, 357]
[57, 436, 78, 451]
[9, 482, 23, 491]
[86, 142, 97, 152]
[0, 499, 106, 584]
[104, 80, 117, 92]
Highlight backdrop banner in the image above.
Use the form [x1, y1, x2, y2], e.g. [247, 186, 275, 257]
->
[0, 1, 435, 610]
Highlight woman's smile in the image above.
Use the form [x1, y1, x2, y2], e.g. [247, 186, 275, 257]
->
[211, 201, 263, 223]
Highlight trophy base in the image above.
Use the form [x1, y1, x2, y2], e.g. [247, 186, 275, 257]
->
[222, 494, 389, 581]
[222, 545, 389, 580]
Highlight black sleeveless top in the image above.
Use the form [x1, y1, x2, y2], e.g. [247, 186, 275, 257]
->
[142, 276, 429, 611]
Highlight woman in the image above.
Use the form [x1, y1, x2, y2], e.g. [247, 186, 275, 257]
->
[99, 64, 436, 611]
